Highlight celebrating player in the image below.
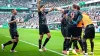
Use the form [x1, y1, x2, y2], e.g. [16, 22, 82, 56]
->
[37, 0, 54, 52]
[74, 5, 84, 53]
[1, 9, 20, 52]
[68, 4, 83, 55]
[82, 12, 95, 56]
[56, 7, 71, 55]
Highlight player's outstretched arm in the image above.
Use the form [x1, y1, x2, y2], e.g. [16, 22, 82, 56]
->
[48, 7, 54, 12]
[8, 19, 17, 24]
[55, 7, 64, 13]
[37, 0, 41, 11]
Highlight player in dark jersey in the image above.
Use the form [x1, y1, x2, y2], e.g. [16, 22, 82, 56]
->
[82, 12, 95, 56]
[67, 4, 83, 55]
[37, 0, 54, 52]
[1, 9, 19, 52]
[56, 7, 70, 55]
[69, 5, 84, 53]
[75, 6, 84, 53]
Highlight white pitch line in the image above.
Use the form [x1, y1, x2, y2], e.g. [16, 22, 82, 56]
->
[5, 36, 65, 56]
[19, 40, 65, 56]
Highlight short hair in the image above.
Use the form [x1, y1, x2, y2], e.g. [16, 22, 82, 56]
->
[77, 6, 80, 10]
[40, 5, 45, 9]
[11, 9, 16, 13]
[72, 4, 77, 9]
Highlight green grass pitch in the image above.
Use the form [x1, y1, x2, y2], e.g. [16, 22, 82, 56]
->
[0, 28, 100, 56]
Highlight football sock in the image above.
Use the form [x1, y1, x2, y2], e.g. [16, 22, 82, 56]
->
[83, 40, 87, 53]
[66, 39, 70, 51]
[4, 41, 12, 46]
[78, 39, 84, 51]
[63, 39, 67, 50]
[73, 40, 77, 49]
[11, 42, 18, 50]
[39, 39, 42, 49]
[69, 40, 72, 48]
[90, 41, 94, 52]
[43, 38, 50, 47]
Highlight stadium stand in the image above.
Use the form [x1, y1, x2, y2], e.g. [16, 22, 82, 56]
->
[0, 0, 100, 29]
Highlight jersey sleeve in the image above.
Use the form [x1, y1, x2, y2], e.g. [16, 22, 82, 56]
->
[71, 12, 83, 25]
[67, 10, 72, 17]
[64, 10, 69, 14]
[76, 12, 83, 24]
[38, 11, 41, 16]
[45, 11, 49, 14]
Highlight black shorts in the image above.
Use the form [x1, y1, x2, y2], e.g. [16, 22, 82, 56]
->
[77, 27, 82, 37]
[61, 26, 68, 37]
[68, 26, 78, 37]
[9, 29, 19, 39]
[39, 24, 50, 35]
[83, 24, 95, 39]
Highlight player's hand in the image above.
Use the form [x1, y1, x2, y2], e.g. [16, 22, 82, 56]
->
[71, 12, 74, 17]
[51, 7, 54, 10]
[70, 12, 74, 20]
[18, 19, 24, 23]
[63, 14, 67, 18]
[8, 22, 10, 24]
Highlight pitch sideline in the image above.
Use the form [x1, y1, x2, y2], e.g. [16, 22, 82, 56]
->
[5, 36, 65, 56]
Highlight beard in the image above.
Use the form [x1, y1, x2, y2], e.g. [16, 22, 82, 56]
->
[14, 13, 17, 15]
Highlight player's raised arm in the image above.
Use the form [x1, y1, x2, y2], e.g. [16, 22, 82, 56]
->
[37, 0, 41, 11]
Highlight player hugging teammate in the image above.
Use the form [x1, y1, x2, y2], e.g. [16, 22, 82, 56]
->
[55, 6, 71, 55]
[82, 12, 95, 56]
[56, 4, 95, 56]
[67, 4, 83, 55]
[68, 5, 84, 54]
[1, 1, 95, 56]
[56, 4, 83, 55]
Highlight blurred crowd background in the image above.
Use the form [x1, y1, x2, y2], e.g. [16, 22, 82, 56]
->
[0, 0, 100, 30]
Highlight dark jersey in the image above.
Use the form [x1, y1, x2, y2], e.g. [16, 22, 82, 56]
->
[38, 11, 48, 25]
[68, 10, 82, 26]
[61, 10, 69, 27]
[72, 11, 82, 22]
[9, 15, 17, 30]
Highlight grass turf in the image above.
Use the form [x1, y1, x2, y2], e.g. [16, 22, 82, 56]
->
[0, 28, 100, 56]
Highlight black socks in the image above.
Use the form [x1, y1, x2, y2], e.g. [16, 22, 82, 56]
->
[11, 42, 18, 50]
[66, 39, 70, 51]
[63, 39, 67, 50]
[78, 39, 84, 51]
[83, 41, 87, 53]
[90, 41, 94, 52]
[39, 39, 42, 49]
[4, 41, 12, 46]
[43, 38, 50, 47]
